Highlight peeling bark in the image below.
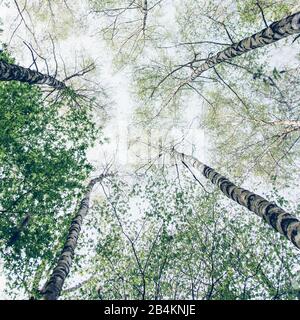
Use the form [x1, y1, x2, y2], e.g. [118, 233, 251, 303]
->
[173, 150, 300, 250]
[0, 60, 66, 89]
[42, 175, 107, 300]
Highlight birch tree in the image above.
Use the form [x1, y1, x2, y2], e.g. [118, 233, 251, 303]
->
[136, 2, 300, 116]
[0, 59, 66, 89]
[2, 2, 104, 103]
[173, 150, 300, 250]
[184, 11, 300, 83]
[42, 174, 110, 300]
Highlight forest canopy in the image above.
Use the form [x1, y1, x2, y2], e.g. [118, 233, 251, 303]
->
[0, 0, 300, 301]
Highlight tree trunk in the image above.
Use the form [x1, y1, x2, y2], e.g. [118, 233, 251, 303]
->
[173, 150, 300, 250]
[42, 175, 107, 300]
[0, 60, 66, 89]
[270, 120, 300, 128]
[189, 11, 300, 81]
[142, 0, 148, 35]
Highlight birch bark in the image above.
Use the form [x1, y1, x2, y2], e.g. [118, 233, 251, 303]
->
[173, 150, 300, 250]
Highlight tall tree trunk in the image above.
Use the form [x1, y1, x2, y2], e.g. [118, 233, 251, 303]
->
[42, 175, 107, 300]
[142, 0, 148, 35]
[173, 150, 300, 250]
[0, 60, 66, 89]
[189, 11, 300, 81]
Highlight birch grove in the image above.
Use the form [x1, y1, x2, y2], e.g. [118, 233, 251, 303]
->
[0, 0, 300, 300]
